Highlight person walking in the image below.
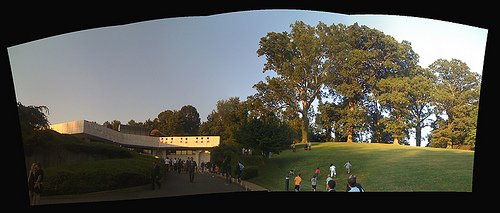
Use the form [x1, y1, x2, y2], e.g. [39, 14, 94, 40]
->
[329, 164, 337, 178]
[311, 175, 317, 192]
[344, 161, 352, 174]
[151, 161, 161, 190]
[294, 173, 302, 192]
[315, 167, 320, 181]
[223, 160, 232, 184]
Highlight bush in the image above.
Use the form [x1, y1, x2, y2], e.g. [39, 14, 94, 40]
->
[240, 166, 259, 180]
[42, 153, 163, 195]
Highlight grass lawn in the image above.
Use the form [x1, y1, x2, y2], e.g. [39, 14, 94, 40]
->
[241, 142, 474, 192]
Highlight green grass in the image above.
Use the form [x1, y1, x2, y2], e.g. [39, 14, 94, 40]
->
[240, 142, 474, 192]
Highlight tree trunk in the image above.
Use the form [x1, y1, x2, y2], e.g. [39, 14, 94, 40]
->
[393, 137, 400, 145]
[300, 102, 310, 144]
[347, 99, 355, 142]
[393, 109, 401, 145]
[415, 122, 422, 147]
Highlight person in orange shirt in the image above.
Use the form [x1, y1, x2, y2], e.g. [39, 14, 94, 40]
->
[294, 173, 302, 192]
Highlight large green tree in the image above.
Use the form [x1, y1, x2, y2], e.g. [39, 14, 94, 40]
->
[325, 23, 419, 142]
[235, 112, 293, 158]
[199, 97, 248, 146]
[428, 59, 480, 148]
[253, 21, 331, 143]
[155, 105, 201, 136]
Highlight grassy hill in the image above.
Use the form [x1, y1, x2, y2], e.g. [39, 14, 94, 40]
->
[240, 142, 474, 192]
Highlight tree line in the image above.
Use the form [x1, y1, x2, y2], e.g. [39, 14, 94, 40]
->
[19, 21, 480, 159]
[102, 21, 481, 152]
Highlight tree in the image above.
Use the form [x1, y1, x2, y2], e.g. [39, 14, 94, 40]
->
[376, 76, 413, 145]
[199, 97, 248, 146]
[325, 23, 419, 142]
[428, 59, 480, 148]
[315, 101, 346, 142]
[236, 112, 293, 158]
[17, 102, 50, 132]
[17, 102, 52, 154]
[253, 21, 331, 143]
[406, 70, 436, 147]
[179, 105, 201, 135]
[103, 120, 121, 131]
[155, 105, 201, 136]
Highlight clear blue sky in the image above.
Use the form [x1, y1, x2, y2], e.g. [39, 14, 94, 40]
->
[8, 10, 487, 146]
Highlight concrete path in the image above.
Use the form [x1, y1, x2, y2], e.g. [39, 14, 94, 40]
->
[40, 171, 246, 205]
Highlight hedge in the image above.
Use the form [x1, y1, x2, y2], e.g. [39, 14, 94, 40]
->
[43, 153, 165, 196]
[240, 166, 259, 180]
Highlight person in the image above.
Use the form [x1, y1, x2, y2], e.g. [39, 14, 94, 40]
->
[178, 160, 182, 174]
[188, 157, 197, 183]
[292, 143, 296, 152]
[329, 163, 337, 178]
[28, 163, 37, 205]
[346, 175, 364, 192]
[237, 161, 245, 182]
[29, 162, 44, 205]
[165, 157, 171, 172]
[311, 175, 317, 192]
[315, 167, 320, 181]
[285, 174, 290, 191]
[224, 161, 232, 184]
[327, 180, 336, 192]
[308, 142, 312, 150]
[151, 161, 161, 190]
[294, 173, 302, 192]
[344, 161, 352, 174]
[325, 175, 333, 191]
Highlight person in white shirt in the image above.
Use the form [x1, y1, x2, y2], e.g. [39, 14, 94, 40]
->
[329, 164, 336, 177]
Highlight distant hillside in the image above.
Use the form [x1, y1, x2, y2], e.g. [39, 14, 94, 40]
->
[240, 142, 474, 192]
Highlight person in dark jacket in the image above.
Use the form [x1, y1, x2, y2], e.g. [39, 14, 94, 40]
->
[151, 161, 161, 190]
[188, 157, 197, 183]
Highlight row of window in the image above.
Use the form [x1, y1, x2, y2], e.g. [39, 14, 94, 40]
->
[164, 137, 210, 140]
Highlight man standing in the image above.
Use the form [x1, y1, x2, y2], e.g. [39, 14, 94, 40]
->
[151, 161, 161, 190]
[188, 157, 197, 183]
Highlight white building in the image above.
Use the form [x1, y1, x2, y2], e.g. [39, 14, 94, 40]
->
[49, 120, 219, 164]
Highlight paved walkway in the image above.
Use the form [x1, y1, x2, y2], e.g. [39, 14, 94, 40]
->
[40, 171, 246, 205]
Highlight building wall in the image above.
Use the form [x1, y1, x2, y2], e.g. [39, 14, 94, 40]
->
[49, 120, 219, 165]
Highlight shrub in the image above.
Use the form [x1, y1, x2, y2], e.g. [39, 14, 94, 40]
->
[241, 166, 259, 180]
[42, 154, 163, 195]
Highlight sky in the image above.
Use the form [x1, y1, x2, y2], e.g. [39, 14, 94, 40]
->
[8, 10, 488, 147]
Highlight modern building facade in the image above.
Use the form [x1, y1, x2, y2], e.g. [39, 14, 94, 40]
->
[49, 120, 219, 164]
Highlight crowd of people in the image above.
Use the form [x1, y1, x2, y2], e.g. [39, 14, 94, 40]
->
[286, 160, 364, 192]
[161, 157, 246, 185]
